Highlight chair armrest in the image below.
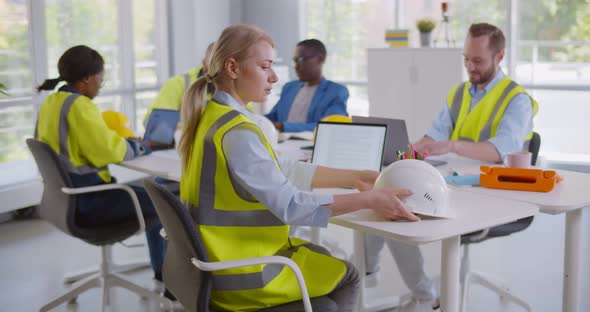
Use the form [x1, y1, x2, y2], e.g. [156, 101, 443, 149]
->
[62, 184, 145, 234]
[464, 228, 490, 243]
[191, 256, 312, 312]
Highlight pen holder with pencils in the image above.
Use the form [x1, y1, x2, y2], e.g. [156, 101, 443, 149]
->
[396, 144, 427, 160]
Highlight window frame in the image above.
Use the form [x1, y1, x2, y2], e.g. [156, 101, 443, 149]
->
[0, 0, 170, 161]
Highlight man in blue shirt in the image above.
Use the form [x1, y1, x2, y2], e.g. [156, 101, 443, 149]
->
[266, 39, 349, 132]
[366, 23, 537, 312]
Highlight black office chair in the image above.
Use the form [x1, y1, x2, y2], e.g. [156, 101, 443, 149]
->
[459, 132, 541, 312]
[26, 139, 170, 311]
[144, 178, 343, 312]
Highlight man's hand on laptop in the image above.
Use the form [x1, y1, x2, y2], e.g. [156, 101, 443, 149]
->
[415, 140, 454, 156]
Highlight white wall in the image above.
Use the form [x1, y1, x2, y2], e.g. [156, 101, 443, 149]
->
[168, 0, 233, 75]
[167, 0, 301, 79]
[238, 0, 302, 79]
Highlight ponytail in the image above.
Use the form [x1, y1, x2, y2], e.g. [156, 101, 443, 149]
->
[38, 45, 104, 93]
[179, 24, 274, 172]
[179, 76, 210, 172]
[36, 77, 64, 93]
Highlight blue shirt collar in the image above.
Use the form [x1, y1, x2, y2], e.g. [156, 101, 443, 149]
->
[211, 90, 255, 119]
[58, 85, 80, 94]
[468, 68, 505, 96]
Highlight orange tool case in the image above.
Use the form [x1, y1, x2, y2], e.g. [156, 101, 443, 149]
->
[480, 166, 563, 192]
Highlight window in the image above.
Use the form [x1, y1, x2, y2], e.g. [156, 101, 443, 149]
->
[305, 0, 398, 116]
[305, 0, 590, 156]
[0, 0, 33, 162]
[0, 0, 168, 163]
[517, 0, 590, 155]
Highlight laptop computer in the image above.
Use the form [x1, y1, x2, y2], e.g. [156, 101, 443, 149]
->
[311, 121, 387, 172]
[143, 109, 180, 151]
[351, 116, 446, 167]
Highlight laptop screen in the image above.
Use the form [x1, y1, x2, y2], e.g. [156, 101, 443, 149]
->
[351, 116, 447, 167]
[352, 116, 410, 166]
[143, 109, 180, 145]
[311, 121, 387, 172]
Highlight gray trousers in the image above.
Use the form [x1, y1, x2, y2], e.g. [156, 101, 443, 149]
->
[259, 243, 360, 312]
[365, 234, 436, 301]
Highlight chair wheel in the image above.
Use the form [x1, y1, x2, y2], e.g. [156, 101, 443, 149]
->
[67, 297, 77, 305]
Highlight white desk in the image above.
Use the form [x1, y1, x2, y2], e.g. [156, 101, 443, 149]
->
[121, 150, 181, 181]
[432, 153, 590, 312]
[329, 190, 538, 312]
[120, 140, 311, 182]
[119, 144, 541, 312]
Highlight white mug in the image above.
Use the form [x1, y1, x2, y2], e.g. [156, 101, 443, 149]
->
[505, 151, 532, 168]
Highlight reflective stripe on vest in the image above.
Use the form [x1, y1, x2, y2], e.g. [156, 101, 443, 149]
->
[35, 94, 112, 175]
[209, 244, 304, 291]
[448, 78, 536, 145]
[189, 109, 284, 227]
[449, 83, 466, 129]
[456, 81, 519, 142]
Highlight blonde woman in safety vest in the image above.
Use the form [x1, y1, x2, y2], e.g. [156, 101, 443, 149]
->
[178, 24, 419, 312]
[35, 45, 170, 291]
[365, 23, 539, 311]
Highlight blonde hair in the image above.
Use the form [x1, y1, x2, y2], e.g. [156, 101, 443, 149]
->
[179, 24, 274, 171]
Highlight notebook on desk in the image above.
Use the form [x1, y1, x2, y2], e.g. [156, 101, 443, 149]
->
[143, 109, 180, 151]
[311, 121, 387, 172]
[351, 116, 446, 167]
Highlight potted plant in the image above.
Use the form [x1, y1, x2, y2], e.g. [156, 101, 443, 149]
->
[416, 17, 436, 47]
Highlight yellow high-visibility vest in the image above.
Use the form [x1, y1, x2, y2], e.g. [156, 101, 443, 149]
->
[143, 66, 202, 124]
[36, 91, 133, 182]
[447, 77, 538, 145]
[180, 99, 346, 311]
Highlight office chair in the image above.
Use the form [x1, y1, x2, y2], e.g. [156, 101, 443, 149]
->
[460, 132, 541, 312]
[26, 139, 170, 311]
[144, 178, 337, 312]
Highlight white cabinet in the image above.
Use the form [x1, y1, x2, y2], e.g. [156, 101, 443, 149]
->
[368, 48, 464, 142]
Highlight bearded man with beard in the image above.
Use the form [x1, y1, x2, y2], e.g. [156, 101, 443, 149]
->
[414, 22, 538, 163]
[363, 23, 538, 312]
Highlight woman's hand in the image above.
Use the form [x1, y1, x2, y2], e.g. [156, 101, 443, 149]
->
[366, 188, 419, 221]
[353, 170, 380, 191]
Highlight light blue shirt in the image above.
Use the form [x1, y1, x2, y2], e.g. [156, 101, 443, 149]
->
[425, 69, 534, 158]
[212, 91, 333, 226]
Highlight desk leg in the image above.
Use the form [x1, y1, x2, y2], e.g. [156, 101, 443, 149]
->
[563, 208, 583, 312]
[352, 231, 399, 312]
[441, 236, 460, 312]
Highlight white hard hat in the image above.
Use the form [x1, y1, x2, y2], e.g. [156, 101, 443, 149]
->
[374, 159, 454, 219]
[249, 114, 279, 148]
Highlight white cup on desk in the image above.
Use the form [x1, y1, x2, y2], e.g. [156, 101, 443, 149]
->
[505, 151, 532, 168]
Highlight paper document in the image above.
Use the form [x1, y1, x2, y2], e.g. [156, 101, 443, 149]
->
[279, 131, 315, 141]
